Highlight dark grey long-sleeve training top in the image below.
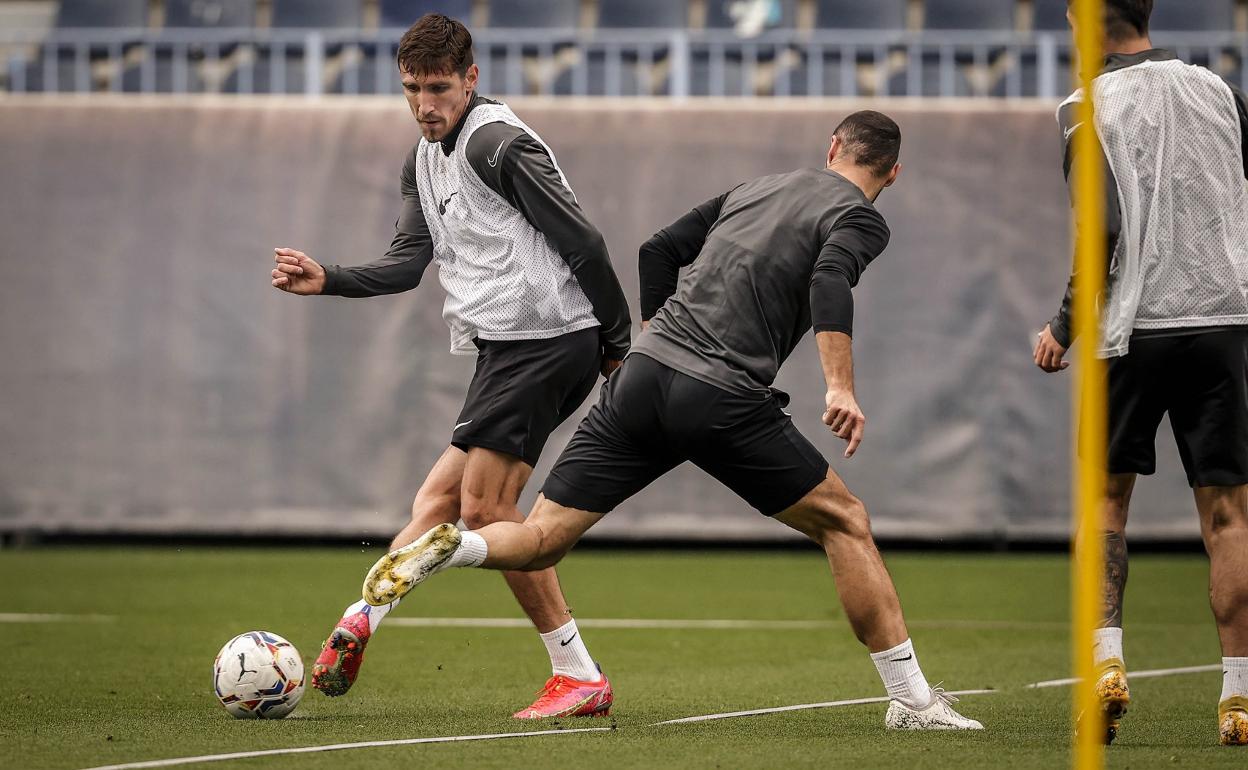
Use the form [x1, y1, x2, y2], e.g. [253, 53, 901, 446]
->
[633, 168, 890, 397]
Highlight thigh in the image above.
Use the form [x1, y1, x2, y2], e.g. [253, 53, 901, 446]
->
[689, 389, 830, 516]
[459, 446, 533, 523]
[1102, 343, 1168, 476]
[1168, 331, 1248, 487]
[540, 356, 683, 514]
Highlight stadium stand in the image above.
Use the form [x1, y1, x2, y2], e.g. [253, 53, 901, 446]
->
[165, 0, 256, 28]
[489, 0, 580, 28]
[1150, 0, 1236, 31]
[705, 0, 797, 38]
[596, 0, 690, 29]
[270, 0, 364, 29]
[2, 1, 1246, 97]
[380, 0, 472, 27]
[54, 0, 147, 28]
[923, 0, 1016, 31]
[814, 0, 908, 30]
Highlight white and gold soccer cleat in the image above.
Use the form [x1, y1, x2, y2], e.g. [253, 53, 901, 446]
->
[1220, 696, 1248, 746]
[884, 688, 984, 730]
[1078, 658, 1130, 745]
[361, 523, 462, 606]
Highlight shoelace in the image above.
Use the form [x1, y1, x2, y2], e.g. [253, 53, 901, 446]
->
[533, 676, 575, 703]
[930, 682, 959, 705]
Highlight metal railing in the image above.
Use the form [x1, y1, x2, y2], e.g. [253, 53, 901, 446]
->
[2, 28, 1245, 98]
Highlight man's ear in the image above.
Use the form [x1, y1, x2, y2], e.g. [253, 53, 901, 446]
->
[882, 162, 901, 188]
[826, 135, 842, 166]
[464, 63, 479, 92]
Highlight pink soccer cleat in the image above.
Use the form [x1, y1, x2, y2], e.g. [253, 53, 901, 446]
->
[310, 610, 372, 697]
[512, 671, 613, 719]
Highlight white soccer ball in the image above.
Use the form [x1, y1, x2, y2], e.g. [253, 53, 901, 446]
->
[212, 630, 306, 719]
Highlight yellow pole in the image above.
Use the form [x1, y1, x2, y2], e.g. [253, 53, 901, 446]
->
[1070, 0, 1106, 768]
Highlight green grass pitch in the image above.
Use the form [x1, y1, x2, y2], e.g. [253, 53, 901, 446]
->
[0, 547, 1241, 769]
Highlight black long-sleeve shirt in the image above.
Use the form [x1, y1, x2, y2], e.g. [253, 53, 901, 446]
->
[633, 168, 889, 396]
[321, 94, 633, 360]
[1049, 49, 1248, 348]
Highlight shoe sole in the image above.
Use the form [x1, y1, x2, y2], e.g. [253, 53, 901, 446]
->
[362, 523, 462, 606]
[513, 699, 612, 720]
[1221, 710, 1248, 746]
[310, 628, 363, 697]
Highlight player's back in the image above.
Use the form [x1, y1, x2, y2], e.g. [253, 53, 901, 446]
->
[633, 168, 885, 395]
[1090, 56, 1248, 351]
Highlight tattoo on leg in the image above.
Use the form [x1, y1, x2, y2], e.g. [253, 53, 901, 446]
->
[1101, 530, 1128, 628]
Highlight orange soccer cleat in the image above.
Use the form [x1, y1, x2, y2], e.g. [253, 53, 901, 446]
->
[512, 671, 613, 719]
[310, 610, 372, 697]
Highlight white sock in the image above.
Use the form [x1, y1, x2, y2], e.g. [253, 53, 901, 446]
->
[870, 639, 932, 709]
[1222, 657, 1248, 702]
[1093, 627, 1124, 667]
[342, 598, 398, 634]
[540, 619, 600, 682]
[445, 530, 488, 568]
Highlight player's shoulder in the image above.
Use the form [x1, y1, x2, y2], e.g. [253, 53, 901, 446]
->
[465, 120, 529, 163]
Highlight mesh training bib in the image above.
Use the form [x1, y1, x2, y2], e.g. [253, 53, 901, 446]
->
[414, 103, 598, 354]
[1061, 58, 1248, 357]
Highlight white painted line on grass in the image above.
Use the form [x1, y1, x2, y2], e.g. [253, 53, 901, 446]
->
[0, 612, 115, 623]
[658, 661, 1224, 725]
[78, 727, 613, 770]
[654, 690, 997, 725]
[388, 617, 840, 630]
[1026, 663, 1222, 689]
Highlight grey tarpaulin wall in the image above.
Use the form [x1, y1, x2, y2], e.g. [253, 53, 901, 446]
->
[0, 96, 1201, 542]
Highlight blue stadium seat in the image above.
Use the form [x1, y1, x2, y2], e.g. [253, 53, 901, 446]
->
[165, 0, 256, 28]
[222, 50, 307, 92]
[814, 0, 907, 30]
[551, 51, 644, 96]
[489, 0, 580, 28]
[923, 0, 1015, 31]
[1150, 0, 1235, 32]
[705, 0, 798, 35]
[1031, 0, 1069, 31]
[120, 52, 208, 92]
[379, 0, 472, 28]
[597, 0, 689, 29]
[270, 0, 363, 29]
[16, 58, 84, 92]
[786, 52, 850, 96]
[54, 0, 148, 27]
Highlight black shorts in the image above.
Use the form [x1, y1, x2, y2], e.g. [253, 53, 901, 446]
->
[541, 354, 830, 515]
[451, 327, 600, 467]
[1105, 329, 1248, 487]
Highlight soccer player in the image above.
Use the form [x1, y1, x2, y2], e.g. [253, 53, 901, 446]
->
[270, 14, 630, 718]
[361, 111, 984, 730]
[1033, 0, 1248, 747]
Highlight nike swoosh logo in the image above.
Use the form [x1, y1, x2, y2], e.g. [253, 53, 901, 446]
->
[487, 139, 505, 168]
[454, 420, 473, 430]
[438, 191, 458, 215]
[1063, 122, 1084, 142]
[889, 654, 914, 662]
[559, 632, 578, 647]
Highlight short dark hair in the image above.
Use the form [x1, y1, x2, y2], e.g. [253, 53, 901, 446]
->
[397, 13, 474, 77]
[833, 111, 901, 177]
[1069, 0, 1151, 41]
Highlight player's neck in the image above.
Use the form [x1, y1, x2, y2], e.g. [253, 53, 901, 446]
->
[1104, 35, 1153, 57]
[826, 162, 883, 202]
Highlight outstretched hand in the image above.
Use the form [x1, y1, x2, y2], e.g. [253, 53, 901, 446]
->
[1034, 324, 1070, 373]
[272, 247, 326, 295]
[823, 388, 866, 458]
